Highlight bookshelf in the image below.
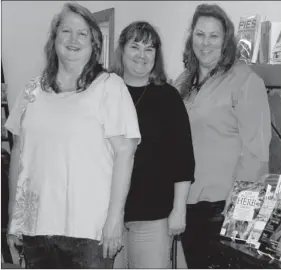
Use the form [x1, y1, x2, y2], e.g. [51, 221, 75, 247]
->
[214, 64, 281, 269]
[251, 64, 281, 174]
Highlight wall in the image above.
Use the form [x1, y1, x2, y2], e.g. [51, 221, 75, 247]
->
[2, 1, 281, 107]
[1, 1, 281, 268]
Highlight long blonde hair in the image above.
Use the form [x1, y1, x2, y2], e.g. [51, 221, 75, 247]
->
[41, 2, 104, 93]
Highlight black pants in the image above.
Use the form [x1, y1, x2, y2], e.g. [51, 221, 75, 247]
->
[22, 235, 114, 269]
[181, 201, 225, 269]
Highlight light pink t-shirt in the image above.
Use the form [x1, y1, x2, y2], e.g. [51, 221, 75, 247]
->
[5, 72, 141, 240]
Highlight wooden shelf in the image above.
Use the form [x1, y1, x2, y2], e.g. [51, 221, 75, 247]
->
[217, 240, 281, 269]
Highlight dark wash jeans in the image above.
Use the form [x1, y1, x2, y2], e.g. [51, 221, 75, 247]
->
[181, 200, 226, 269]
[22, 235, 114, 269]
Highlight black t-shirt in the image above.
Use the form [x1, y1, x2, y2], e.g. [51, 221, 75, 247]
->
[125, 82, 195, 222]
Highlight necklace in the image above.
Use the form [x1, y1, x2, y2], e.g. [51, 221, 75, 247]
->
[192, 72, 211, 92]
[134, 84, 148, 107]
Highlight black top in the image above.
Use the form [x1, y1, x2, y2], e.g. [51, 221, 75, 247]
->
[125, 82, 195, 222]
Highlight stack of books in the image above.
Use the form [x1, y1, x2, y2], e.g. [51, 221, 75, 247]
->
[220, 174, 281, 262]
[236, 14, 281, 64]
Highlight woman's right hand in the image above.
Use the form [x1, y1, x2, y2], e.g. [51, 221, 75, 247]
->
[100, 214, 123, 259]
[7, 234, 23, 261]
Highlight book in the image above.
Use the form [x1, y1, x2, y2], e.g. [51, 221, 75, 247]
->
[272, 30, 281, 63]
[258, 21, 271, 64]
[269, 22, 281, 64]
[272, 40, 281, 63]
[220, 181, 266, 241]
[237, 14, 262, 64]
[258, 196, 281, 260]
[246, 175, 281, 248]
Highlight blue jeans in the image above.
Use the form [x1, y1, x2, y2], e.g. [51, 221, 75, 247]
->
[123, 218, 171, 268]
[22, 235, 114, 269]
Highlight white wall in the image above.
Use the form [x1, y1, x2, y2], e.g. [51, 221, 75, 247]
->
[1, 1, 281, 267]
[2, 1, 281, 107]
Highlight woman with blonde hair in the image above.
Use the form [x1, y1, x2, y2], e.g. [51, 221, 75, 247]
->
[6, 2, 140, 268]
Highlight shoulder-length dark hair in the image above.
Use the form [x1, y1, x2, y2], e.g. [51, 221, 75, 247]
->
[109, 21, 167, 85]
[180, 4, 238, 99]
[41, 2, 104, 93]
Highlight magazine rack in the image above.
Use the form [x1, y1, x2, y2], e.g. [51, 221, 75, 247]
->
[211, 240, 281, 269]
[213, 64, 281, 269]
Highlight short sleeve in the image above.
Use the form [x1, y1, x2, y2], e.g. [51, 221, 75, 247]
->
[5, 89, 26, 136]
[5, 77, 40, 136]
[165, 85, 195, 184]
[101, 73, 141, 143]
[234, 72, 272, 181]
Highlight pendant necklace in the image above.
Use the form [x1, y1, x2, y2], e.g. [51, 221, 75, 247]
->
[134, 84, 148, 107]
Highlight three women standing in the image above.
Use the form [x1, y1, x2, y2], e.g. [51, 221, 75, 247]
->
[5, 2, 272, 269]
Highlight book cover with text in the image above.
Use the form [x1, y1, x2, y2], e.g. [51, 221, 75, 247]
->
[247, 175, 281, 248]
[258, 197, 281, 260]
[237, 14, 262, 63]
[220, 181, 266, 241]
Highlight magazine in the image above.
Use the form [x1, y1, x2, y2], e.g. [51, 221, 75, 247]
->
[220, 181, 266, 241]
[237, 14, 262, 64]
[258, 197, 281, 260]
[247, 175, 281, 248]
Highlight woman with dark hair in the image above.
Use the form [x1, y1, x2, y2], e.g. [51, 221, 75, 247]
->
[174, 4, 271, 268]
[5, 2, 141, 268]
[110, 21, 195, 268]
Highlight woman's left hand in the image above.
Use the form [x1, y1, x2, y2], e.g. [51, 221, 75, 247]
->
[168, 207, 186, 236]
